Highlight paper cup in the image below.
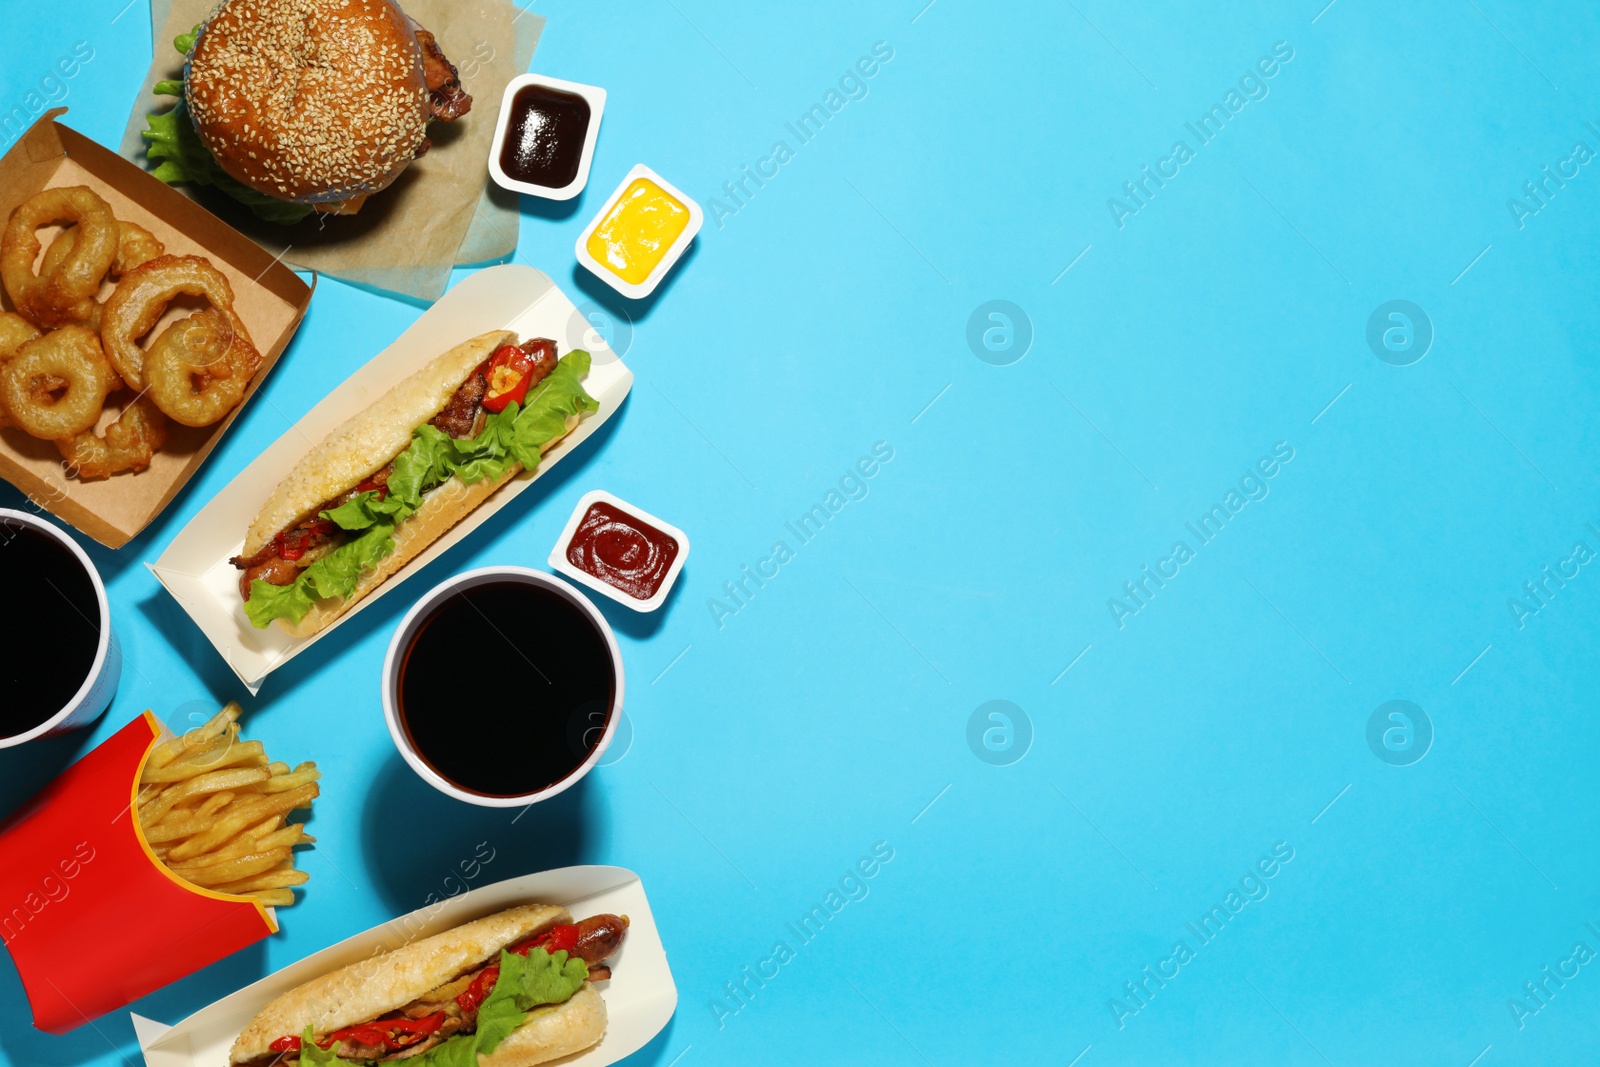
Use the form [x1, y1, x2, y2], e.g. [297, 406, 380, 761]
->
[382, 566, 624, 807]
[0, 509, 119, 748]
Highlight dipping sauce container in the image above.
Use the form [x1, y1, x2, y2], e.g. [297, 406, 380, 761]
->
[586, 180, 688, 285]
[550, 490, 690, 612]
[500, 85, 591, 188]
[576, 165, 703, 299]
[488, 74, 606, 200]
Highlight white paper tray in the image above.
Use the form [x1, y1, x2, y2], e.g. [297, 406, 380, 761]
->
[133, 865, 676, 1067]
[149, 265, 633, 692]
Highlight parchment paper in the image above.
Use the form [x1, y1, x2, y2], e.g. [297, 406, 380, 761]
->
[118, 0, 542, 302]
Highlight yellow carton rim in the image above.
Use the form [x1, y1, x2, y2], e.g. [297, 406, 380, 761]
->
[129, 710, 278, 933]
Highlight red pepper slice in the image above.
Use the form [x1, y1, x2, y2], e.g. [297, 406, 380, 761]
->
[272, 1012, 444, 1056]
[274, 520, 335, 562]
[356, 478, 388, 501]
[385, 1013, 446, 1037]
[481, 345, 536, 414]
[321, 1023, 388, 1050]
[456, 963, 500, 1014]
[516, 923, 579, 955]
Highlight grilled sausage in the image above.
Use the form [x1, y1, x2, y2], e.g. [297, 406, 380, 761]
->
[571, 914, 629, 965]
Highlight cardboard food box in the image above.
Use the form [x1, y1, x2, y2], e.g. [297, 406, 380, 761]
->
[0, 109, 313, 548]
[150, 263, 633, 692]
[133, 866, 678, 1067]
[0, 713, 279, 1034]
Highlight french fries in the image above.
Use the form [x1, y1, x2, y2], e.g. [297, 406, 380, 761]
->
[243, 889, 296, 907]
[146, 703, 238, 769]
[141, 740, 266, 783]
[198, 791, 234, 818]
[214, 866, 310, 894]
[137, 702, 318, 910]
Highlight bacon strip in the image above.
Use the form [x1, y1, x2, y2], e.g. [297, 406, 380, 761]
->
[412, 27, 473, 122]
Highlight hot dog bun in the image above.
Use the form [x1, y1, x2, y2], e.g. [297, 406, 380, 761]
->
[229, 903, 571, 1065]
[243, 330, 515, 558]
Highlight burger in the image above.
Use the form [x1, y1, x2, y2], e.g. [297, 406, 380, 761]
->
[142, 0, 473, 223]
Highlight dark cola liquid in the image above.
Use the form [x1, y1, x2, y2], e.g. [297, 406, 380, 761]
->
[0, 520, 99, 736]
[398, 581, 614, 797]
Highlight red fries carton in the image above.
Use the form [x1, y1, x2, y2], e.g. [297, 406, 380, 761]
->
[0, 713, 275, 1033]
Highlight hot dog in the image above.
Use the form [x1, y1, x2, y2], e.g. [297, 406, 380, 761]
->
[229, 905, 629, 1066]
[229, 331, 597, 636]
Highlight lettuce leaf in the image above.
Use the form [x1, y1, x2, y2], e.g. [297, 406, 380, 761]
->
[387, 350, 599, 494]
[303, 524, 397, 597]
[320, 489, 416, 532]
[242, 576, 317, 629]
[297, 1027, 349, 1066]
[401, 950, 588, 1067]
[401, 1036, 476, 1067]
[386, 425, 459, 508]
[243, 524, 396, 628]
[493, 945, 590, 1013]
[505, 351, 598, 469]
[243, 354, 598, 629]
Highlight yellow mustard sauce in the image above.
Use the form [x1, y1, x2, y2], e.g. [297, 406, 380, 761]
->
[586, 178, 689, 285]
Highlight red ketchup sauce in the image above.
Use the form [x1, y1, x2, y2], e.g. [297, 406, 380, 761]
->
[566, 502, 679, 601]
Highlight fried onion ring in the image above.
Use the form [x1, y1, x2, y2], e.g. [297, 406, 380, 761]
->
[41, 221, 166, 281]
[146, 308, 262, 427]
[0, 312, 43, 428]
[1, 186, 118, 328]
[0, 312, 41, 360]
[0, 326, 113, 439]
[57, 395, 169, 480]
[35, 222, 162, 337]
[101, 255, 241, 392]
[116, 223, 168, 275]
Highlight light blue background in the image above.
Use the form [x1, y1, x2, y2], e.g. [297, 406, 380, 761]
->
[4, 1, 1600, 1064]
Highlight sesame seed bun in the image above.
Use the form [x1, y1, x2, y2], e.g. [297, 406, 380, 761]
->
[185, 0, 432, 207]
